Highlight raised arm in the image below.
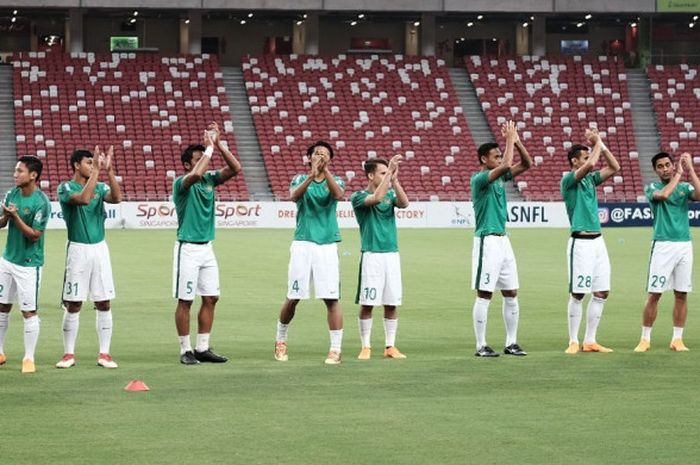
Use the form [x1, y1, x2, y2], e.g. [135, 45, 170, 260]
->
[182, 131, 215, 190]
[290, 155, 320, 202]
[102, 145, 123, 204]
[392, 157, 409, 209]
[363, 155, 402, 207]
[510, 131, 533, 178]
[208, 122, 242, 183]
[68, 145, 101, 205]
[322, 162, 345, 200]
[598, 139, 621, 183]
[653, 157, 683, 201]
[681, 153, 700, 201]
[573, 129, 603, 181]
[487, 121, 515, 183]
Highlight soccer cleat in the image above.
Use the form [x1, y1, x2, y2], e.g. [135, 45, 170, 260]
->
[0, 353, 6, 365]
[383, 346, 406, 359]
[97, 353, 118, 369]
[56, 353, 76, 368]
[582, 342, 614, 353]
[670, 339, 690, 352]
[634, 339, 651, 353]
[503, 343, 527, 356]
[357, 346, 371, 360]
[565, 342, 580, 354]
[21, 359, 36, 374]
[324, 350, 341, 365]
[474, 345, 499, 357]
[180, 350, 200, 365]
[274, 341, 289, 361]
[194, 348, 228, 363]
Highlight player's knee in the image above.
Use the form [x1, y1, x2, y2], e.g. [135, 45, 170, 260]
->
[593, 291, 609, 300]
[93, 301, 110, 311]
[571, 293, 585, 301]
[65, 301, 82, 313]
[501, 290, 517, 298]
[674, 291, 688, 301]
[21, 310, 37, 318]
[0, 303, 11, 313]
[202, 295, 219, 306]
[177, 299, 194, 310]
[477, 290, 493, 300]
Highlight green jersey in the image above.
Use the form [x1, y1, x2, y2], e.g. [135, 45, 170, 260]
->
[57, 180, 110, 244]
[351, 189, 399, 252]
[291, 174, 344, 245]
[2, 187, 51, 266]
[471, 169, 513, 236]
[561, 171, 603, 232]
[173, 171, 223, 243]
[645, 181, 693, 242]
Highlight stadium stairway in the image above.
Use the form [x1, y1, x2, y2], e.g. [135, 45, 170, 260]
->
[0, 64, 16, 194]
[449, 67, 523, 201]
[627, 68, 661, 190]
[222, 67, 273, 200]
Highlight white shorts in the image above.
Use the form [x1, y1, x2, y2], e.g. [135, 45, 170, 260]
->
[173, 241, 220, 301]
[0, 257, 42, 312]
[287, 241, 340, 300]
[567, 235, 611, 294]
[62, 241, 115, 302]
[647, 241, 693, 293]
[471, 235, 519, 292]
[356, 252, 402, 306]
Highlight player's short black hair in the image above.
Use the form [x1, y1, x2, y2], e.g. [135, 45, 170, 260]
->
[18, 155, 43, 180]
[477, 142, 499, 164]
[651, 151, 673, 168]
[70, 149, 93, 171]
[306, 140, 334, 159]
[567, 144, 589, 167]
[363, 158, 389, 176]
[181, 144, 206, 166]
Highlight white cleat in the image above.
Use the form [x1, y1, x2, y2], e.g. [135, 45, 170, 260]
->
[56, 354, 76, 369]
[97, 353, 118, 369]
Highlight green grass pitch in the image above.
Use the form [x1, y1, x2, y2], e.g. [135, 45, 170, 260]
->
[1, 228, 699, 465]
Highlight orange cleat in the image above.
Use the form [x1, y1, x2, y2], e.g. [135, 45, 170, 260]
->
[383, 346, 407, 359]
[21, 359, 36, 374]
[634, 339, 651, 353]
[565, 342, 580, 354]
[669, 339, 689, 352]
[357, 347, 371, 360]
[582, 342, 614, 353]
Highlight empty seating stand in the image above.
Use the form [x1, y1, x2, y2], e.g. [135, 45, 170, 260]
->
[12, 51, 247, 200]
[466, 55, 642, 201]
[648, 64, 700, 157]
[243, 54, 478, 200]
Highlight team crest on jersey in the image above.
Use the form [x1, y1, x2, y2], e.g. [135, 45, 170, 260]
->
[23, 207, 30, 215]
[205, 185, 213, 192]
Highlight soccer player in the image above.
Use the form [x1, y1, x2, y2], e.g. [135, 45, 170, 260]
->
[634, 152, 700, 352]
[274, 141, 345, 365]
[351, 155, 409, 360]
[560, 128, 620, 354]
[470, 121, 532, 357]
[173, 122, 242, 365]
[55, 146, 122, 369]
[0, 156, 51, 373]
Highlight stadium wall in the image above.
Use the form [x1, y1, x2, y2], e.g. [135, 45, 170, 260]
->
[44, 201, 700, 230]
